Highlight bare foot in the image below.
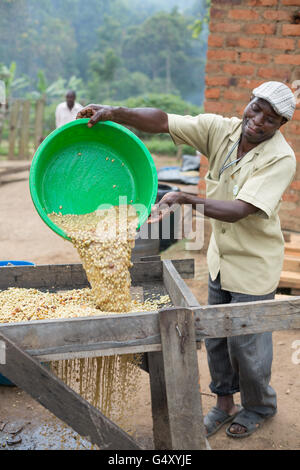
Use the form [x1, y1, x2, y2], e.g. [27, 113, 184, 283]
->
[228, 423, 247, 434]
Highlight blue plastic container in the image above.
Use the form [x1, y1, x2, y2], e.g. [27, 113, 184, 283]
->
[0, 261, 35, 267]
[0, 260, 35, 386]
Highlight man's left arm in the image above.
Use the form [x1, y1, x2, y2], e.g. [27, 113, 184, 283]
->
[148, 156, 296, 224]
[148, 192, 258, 224]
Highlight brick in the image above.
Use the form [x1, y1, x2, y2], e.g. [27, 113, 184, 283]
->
[197, 180, 207, 191]
[290, 181, 300, 190]
[281, 0, 300, 5]
[244, 23, 276, 35]
[264, 37, 295, 50]
[223, 63, 256, 76]
[199, 166, 208, 178]
[293, 109, 300, 120]
[226, 37, 260, 48]
[210, 8, 225, 19]
[200, 155, 209, 167]
[228, 9, 259, 20]
[274, 54, 300, 65]
[246, 0, 278, 5]
[257, 67, 291, 80]
[204, 101, 234, 115]
[287, 123, 300, 134]
[282, 25, 300, 36]
[210, 22, 241, 33]
[240, 52, 270, 64]
[223, 90, 250, 101]
[208, 35, 224, 47]
[205, 88, 221, 99]
[238, 78, 264, 89]
[205, 62, 221, 74]
[282, 192, 299, 202]
[235, 105, 248, 117]
[207, 50, 237, 61]
[205, 76, 230, 87]
[211, 0, 242, 4]
[263, 10, 291, 21]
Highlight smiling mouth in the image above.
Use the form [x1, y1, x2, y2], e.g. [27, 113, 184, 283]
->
[245, 123, 262, 135]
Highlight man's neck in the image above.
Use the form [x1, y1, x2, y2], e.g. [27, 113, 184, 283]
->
[238, 135, 257, 158]
[237, 133, 274, 159]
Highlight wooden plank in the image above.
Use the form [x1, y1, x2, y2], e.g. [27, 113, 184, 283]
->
[0, 332, 141, 450]
[163, 259, 200, 308]
[283, 256, 300, 273]
[279, 270, 300, 289]
[34, 98, 44, 149]
[148, 351, 172, 449]
[1, 297, 300, 359]
[139, 255, 161, 262]
[285, 243, 300, 256]
[18, 100, 31, 160]
[158, 308, 207, 450]
[0, 260, 194, 290]
[193, 297, 300, 339]
[0, 311, 161, 361]
[131, 258, 194, 283]
[0, 264, 89, 290]
[8, 100, 21, 160]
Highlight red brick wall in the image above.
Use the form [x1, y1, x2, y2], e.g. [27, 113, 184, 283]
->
[200, 0, 300, 231]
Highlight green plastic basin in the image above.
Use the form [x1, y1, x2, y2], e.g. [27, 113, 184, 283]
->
[29, 119, 158, 239]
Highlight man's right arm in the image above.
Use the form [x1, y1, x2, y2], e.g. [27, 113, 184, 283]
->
[76, 104, 169, 134]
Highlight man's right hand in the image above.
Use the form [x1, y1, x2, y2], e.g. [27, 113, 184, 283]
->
[76, 104, 115, 127]
[77, 104, 169, 134]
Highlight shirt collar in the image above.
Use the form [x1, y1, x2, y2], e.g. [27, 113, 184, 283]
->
[229, 120, 243, 143]
[229, 130, 281, 176]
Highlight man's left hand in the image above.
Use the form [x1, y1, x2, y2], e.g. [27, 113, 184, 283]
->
[147, 191, 183, 224]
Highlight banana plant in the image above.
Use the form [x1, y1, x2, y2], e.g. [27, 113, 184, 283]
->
[0, 62, 30, 103]
[27, 70, 86, 102]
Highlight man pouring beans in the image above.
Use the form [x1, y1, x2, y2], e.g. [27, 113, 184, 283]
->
[77, 81, 296, 439]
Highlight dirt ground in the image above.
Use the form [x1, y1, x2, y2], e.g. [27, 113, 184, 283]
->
[0, 166, 299, 451]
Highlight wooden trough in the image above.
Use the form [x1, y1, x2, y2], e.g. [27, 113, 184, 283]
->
[0, 256, 300, 450]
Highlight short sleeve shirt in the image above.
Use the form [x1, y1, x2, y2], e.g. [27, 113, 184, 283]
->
[168, 113, 296, 295]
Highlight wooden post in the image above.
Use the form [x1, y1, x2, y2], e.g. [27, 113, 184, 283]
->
[163, 259, 200, 308]
[18, 99, 31, 159]
[158, 307, 207, 450]
[34, 98, 44, 149]
[148, 351, 172, 450]
[8, 99, 21, 160]
[0, 331, 141, 450]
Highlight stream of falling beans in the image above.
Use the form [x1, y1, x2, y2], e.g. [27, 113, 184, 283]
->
[48, 206, 143, 430]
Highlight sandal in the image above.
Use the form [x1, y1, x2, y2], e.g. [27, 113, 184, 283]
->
[226, 408, 277, 438]
[204, 405, 242, 438]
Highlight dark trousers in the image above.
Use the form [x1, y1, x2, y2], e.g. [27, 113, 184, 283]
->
[204, 273, 277, 417]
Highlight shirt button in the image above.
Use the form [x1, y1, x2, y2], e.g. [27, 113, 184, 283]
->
[221, 228, 226, 234]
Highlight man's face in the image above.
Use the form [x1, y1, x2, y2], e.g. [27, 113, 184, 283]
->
[242, 97, 285, 144]
[66, 92, 75, 108]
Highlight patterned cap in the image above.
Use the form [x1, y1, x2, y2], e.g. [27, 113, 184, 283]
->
[252, 81, 296, 120]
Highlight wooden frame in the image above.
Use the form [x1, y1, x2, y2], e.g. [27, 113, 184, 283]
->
[0, 257, 299, 450]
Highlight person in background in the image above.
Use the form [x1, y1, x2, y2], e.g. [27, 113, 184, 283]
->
[55, 90, 83, 128]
